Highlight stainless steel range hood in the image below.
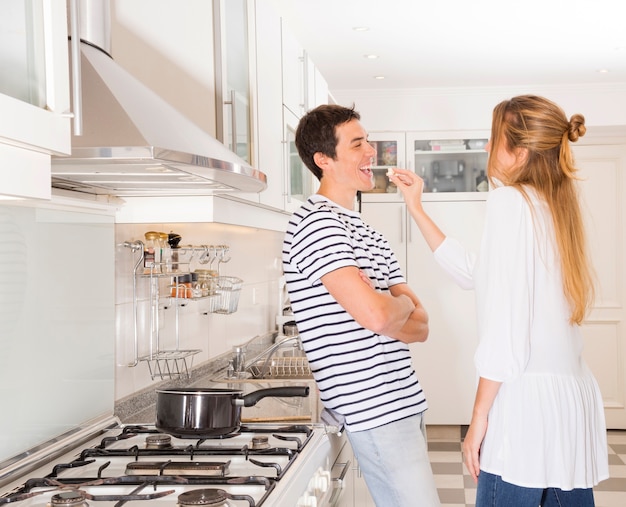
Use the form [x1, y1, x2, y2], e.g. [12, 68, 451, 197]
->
[51, 1, 266, 196]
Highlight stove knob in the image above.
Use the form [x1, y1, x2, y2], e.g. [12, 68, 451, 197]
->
[296, 492, 318, 507]
[313, 469, 330, 494]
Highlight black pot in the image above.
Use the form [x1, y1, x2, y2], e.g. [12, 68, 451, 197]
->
[155, 386, 310, 438]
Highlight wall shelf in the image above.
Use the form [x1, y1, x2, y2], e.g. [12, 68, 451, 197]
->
[123, 240, 242, 380]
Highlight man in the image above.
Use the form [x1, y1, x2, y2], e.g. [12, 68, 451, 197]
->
[282, 104, 440, 507]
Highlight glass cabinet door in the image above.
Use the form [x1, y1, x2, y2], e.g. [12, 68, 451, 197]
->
[410, 136, 489, 193]
[214, 0, 253, 163]
[360, 132, 406, 196]
[0, 0, 70, 155]
[284, 106, 315, 211]
[0, 1, 46, 106]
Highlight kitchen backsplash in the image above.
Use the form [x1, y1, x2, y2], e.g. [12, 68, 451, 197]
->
[114, 222, 284, 401]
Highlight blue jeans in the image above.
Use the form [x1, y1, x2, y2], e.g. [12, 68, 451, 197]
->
[476, 471, 595, 507]
[346, 413, 440, 507]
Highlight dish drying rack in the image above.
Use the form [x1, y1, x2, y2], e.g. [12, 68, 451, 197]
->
[227, 334, 312, 380]
[123, 240, 243, 380]
[248, 356, 312, 379]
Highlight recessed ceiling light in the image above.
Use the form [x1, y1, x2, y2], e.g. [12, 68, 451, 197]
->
[352, 26, 370, 32]
[597, 68, 610, 74]
[374, 76, 385, 80]
[364, 54, 378, 59]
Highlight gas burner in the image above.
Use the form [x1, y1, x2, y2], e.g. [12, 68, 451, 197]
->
[145, 433, 172, 449]
[50, 491, 89, 507]
[249, 435, 270, 450]
[177, 488, 232, 506]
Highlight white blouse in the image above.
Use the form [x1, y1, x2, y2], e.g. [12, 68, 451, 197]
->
[434, 185, 608, 489]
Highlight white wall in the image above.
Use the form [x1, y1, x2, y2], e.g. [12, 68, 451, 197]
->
[332, 84, 626, 132]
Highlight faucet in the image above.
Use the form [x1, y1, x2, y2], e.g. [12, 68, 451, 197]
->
[244, 335, 303, 378]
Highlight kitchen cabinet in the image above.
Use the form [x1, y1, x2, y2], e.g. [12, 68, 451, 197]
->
[408, 133, 489, 193]
[0, 0, 71, 199]
[281, 20, 306, 118]
[361, 198, 485, 424]
[255, 1, 327, 214]
[282, 106, 318, 212]
[255, 0, 284, 211]
[360, 132, 406, 197]
[306, 55, 330, 110]
[360, 131, 489, 200]
[213, 0, 254, 163]
[333, 441, 374, 506]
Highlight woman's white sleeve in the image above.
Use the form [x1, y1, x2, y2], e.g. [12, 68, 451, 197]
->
[433, 237, 476, 289]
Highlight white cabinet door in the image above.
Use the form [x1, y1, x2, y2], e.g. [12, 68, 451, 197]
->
[361, 199, 485, 424]
[313, 65, 328, 107]
[255, 0, 285, 211]
[283, 107, 317, 212]
[574, 143, 626, 429]
[361, 201, 407, 275]
[407, 200, 485, 425]
[280, 20, 305, 118]
[213, 0, 254, 164]
[0, 0, 71, 199]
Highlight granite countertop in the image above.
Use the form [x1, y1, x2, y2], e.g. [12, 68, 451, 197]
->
[114, 346, 321, 425]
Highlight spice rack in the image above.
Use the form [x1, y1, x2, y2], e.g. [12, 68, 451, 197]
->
[123, 240, 243, 380]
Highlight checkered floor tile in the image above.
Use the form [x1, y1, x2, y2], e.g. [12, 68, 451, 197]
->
[426, 426, 626, 507]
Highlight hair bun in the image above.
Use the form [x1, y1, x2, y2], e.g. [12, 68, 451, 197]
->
[568, 114, 586, 142]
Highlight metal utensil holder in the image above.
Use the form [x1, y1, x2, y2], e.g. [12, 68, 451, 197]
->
[206, 276, 243, 314]
[122, 240, 239, 380]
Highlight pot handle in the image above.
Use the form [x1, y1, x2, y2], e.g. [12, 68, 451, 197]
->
[236, 386, 310, 407]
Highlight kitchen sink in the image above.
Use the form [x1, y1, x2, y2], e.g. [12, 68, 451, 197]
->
[214, 333, 313, 381]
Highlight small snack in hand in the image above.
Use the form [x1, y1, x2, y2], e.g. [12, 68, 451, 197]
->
[386, 167, 395, 178]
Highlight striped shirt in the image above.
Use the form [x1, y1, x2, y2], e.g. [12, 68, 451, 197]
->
[282, 194, 428, 432]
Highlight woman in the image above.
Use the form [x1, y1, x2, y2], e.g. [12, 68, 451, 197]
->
[390, 95, 608, 506]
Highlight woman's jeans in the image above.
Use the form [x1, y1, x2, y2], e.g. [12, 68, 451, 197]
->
[476, 470, 595, 507]
[346, 413, 441, 507]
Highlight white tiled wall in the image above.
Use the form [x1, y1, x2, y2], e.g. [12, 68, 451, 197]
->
[114, 222, 284, 400]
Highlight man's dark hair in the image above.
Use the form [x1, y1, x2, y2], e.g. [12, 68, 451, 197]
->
[295, 104, 360, 180]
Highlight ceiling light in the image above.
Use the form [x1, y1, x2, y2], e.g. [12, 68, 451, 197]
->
[352, 26, 369, 32]
[364, 54, 378, 59]
[597, 68, 610, 74]
[374, 76, 385, 80]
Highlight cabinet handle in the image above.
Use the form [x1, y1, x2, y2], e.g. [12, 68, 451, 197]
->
[400, 207, 404, 243]
[328, 459, 351, 505]
[68, 0, 83, 135]
[224, 90, 237, 154]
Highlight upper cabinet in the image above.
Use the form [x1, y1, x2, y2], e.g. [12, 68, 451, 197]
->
[360, 131, 490, 203]
[213, 0, 254, 163]
[0, 0, 71, 199]
[359, 132, 406, 198]
[255, 1, 325, 213]
[280, 21, 305, 118]
[408, 133, 489, 194]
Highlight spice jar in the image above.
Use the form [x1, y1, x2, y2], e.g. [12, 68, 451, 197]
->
[170, 273, 192, 298]
[195, 269, 217, 296]
[190, 272, 203, 298]
[143, 231, 161, 274]
[159, 232, 171, 272]
[167, 232, 182, 271]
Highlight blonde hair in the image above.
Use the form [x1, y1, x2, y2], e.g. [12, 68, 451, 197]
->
[487, 95, 594, 324]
